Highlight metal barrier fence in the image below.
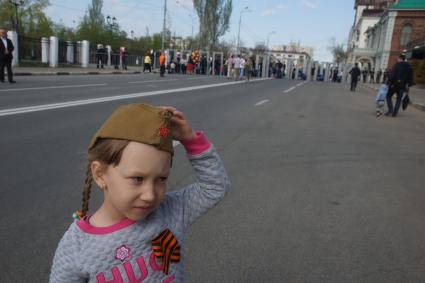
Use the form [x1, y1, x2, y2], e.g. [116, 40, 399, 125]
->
[89, 52, 144, 67]
[19, 37, 84, 65]
[58, 41, 67, 64]
[19, 36, 41, 63]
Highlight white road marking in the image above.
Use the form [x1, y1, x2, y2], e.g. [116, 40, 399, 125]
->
[128, 79, 177, 84]
[283, 81, 307, 94]
[283, 86, 296, 93]
[0, 83, 107, 92]
[255, 99, 269, 106]
[0, 78, 272, 117]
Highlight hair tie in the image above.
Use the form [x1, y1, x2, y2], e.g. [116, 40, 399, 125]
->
[72, 210, 83, 221]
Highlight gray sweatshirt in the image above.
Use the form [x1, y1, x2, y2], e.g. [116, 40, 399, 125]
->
[50, 134, 230, 283]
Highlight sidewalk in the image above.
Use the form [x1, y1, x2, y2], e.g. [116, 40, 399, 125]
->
[12, 64, 153, 76]
[361, 82, 425, 112]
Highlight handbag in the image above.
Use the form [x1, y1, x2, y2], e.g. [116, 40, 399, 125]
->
[402, 94, 410, 110]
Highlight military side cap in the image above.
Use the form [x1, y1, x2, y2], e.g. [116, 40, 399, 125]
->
[88, 103, 173, 155]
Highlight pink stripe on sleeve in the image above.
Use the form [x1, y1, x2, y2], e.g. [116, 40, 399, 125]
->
[181, 131, 211, 155]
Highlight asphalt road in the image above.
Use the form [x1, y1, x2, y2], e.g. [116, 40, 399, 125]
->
[1, 74, 425, 282]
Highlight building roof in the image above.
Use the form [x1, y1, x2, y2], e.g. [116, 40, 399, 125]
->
[389, 0, 425, 9]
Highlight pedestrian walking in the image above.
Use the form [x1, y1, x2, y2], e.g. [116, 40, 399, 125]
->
[200, 55, 207, 75]
[49, 103, 230, 283]
[239, 57, 245, 80]
[349, 63, 361, 91]
[180, 58, 187, 74]
[362, 68, 367, 83]
[170, 61, 176, 74]
[338, 69, 343, 83]
[143, 52, 152, 73]
[227, 55, 234, 80]
[245, 57, 253, 81]
[383, 68, 390, 83]
[276, 61, 283, 79]
[376, 69, 382, 84]
[159, 51, 165, 77]
[120, 47, 128, 70]
[233, 55, 241, 81]
[96, 44, 107, 69]
[375, 83, 388, 117]
[0, 28, 16, 83]
[310, 65, 315, 81]
[385, 54, 413, 117]
[369, 69, 375, 83]
[332, 68, 338, 82]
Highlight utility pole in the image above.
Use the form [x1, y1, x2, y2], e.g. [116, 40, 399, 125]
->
[161, 0, 167, 52]
[237, 6, 249, 54]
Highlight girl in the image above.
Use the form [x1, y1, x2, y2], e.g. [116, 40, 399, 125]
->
[376, 83, 388, 117]
[50, 104, 230, 282]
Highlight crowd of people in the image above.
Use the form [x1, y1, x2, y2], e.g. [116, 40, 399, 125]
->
[143, 51, 259, 81]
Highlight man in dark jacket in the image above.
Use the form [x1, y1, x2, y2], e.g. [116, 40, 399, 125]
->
[349, 63, 361, 91]
[386, 54, 413, 117]
[0, 28, 16, 83]
[96, 44, 106, 69]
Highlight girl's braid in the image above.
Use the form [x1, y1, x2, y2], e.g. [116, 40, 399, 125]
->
[81, 163, 93, 217]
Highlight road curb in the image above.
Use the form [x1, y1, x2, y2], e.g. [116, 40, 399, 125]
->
[14, 71, 143, 76]
[361, 83, 425, 113]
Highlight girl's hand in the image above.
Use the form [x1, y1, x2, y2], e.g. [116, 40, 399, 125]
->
[159, 106, 196, 142]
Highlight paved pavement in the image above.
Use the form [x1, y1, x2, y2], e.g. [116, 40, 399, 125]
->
[1, 76, 425, 282]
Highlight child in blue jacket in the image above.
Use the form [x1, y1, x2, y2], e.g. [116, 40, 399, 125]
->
[376, 84, 388, 117]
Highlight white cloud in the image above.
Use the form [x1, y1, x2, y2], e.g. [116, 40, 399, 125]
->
[262, 4, 287, 16]
[300, 0, 319, 9]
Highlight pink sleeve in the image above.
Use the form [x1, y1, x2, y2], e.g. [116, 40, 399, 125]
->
[180, 131, 211, 155]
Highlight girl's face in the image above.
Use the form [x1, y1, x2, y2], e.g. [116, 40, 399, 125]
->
[100, 141, 171, 222]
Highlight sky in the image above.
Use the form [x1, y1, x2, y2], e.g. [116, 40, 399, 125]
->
[45, 0, 356, 62]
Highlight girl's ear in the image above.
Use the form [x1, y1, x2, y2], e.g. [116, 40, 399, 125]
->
[91, 161, 107, 189]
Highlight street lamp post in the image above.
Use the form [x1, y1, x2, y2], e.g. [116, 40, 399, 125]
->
[237, 6, 250, 54]
[188, 13, 194, 50]
[162, 0, 167, 52]
[266, 31, 276, 55]
[9, 0, 23, 64]
[9, 0, 23, 32]
[106, 15, 117, 46]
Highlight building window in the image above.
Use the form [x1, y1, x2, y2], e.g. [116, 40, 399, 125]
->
[400, 25, 412, 46]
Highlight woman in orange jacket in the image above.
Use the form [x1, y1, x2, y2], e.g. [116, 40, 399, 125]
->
[159, 52, 165, 77]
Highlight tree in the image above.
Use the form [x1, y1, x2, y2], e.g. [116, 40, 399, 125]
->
[76, 0, 108, 46]
[0, 0, 53, 38]
[193, 0, 232, 51]
[216, 37, 235, 57]
[328, 37, 347, 66]
[53, 22, 75, 41]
